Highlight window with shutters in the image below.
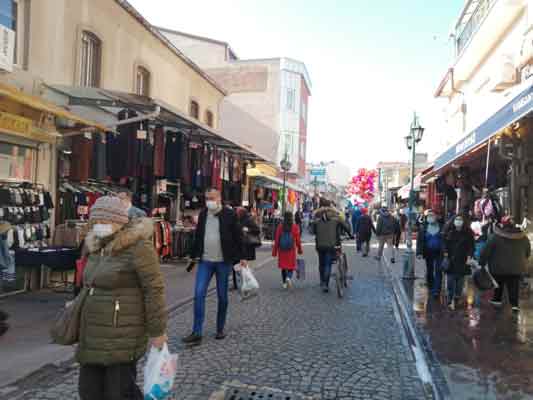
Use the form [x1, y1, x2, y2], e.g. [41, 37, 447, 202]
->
[190, 100, 199, 119]
[80, 31, 101, 87]
[205, 110, 214, 127]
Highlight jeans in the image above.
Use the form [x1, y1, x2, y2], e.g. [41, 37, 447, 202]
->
[281, 269, 294, 283]
[425, 251, 443, 295]
[79, 362, 140, 400]
[492, 275, 520, 307]
[356, 236, 362, 252]
[377, 235, 396, 260]
[318, 250, 334, 287]
[193, 261, 230, 335]
[447, 273, 464, 301]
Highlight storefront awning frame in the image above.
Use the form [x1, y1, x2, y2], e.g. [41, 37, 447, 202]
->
[46, 85, 267, 162]
[434, 82, 533, 171]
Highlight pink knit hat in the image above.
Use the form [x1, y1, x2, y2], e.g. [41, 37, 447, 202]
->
[89, 196, 129, 225]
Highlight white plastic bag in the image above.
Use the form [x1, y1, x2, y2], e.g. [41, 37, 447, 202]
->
[143, 343, 178, 400]
[240, 267, 259, 300]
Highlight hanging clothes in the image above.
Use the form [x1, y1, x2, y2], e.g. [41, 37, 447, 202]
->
[165, 131, 182, 180]
[153, 126, 165, 177]
[70, 136, 93, 182]
[91, 132, 108, 180]
[180, 134, 191, 185]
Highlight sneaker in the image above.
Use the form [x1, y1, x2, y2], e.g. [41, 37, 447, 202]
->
[282, 282, 288, 289]
[286, 278, 293, 289]
[215, 331, 226, 340]
[489, 300, 503, 307]
[512, 306, 521, 312]
[391, 258, 395, 264]
[448, 300, 455, 311]
[182, 333, 202, 346]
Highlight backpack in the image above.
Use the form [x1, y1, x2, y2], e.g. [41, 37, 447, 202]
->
[379, 215, 394, 235]
[279, 229, 294, 251]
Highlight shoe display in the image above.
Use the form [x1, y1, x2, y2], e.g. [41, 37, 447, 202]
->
[182, 333, 202, 345]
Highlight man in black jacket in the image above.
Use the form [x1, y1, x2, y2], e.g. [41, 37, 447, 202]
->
[183, 188, 245, 346]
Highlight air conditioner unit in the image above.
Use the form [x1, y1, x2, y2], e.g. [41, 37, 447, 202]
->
[0, 25, 15, 73]
[489, 54, 517, 92]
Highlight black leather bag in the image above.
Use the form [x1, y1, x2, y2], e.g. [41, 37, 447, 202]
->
[243, 231, 262, 248]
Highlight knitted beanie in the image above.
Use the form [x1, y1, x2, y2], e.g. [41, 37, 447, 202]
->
[89, 196, 129, 225]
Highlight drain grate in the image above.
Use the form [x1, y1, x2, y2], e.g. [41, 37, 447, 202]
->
[224, 388, 304, 400]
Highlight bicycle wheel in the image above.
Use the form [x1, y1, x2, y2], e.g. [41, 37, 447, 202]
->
[343, 253, 349, 288]
[336, 262, 344, 298]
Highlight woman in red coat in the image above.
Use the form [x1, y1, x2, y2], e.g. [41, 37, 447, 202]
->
[272, 212, 303, 289]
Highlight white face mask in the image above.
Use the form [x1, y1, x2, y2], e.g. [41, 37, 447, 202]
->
[206, 200, 219, 211]
[92, 224, 114, 238]
[454, 220, 464, 229]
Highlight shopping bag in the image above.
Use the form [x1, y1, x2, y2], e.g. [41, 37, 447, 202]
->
[240, 267, 259, 301]
[472, 265, 499, 291]
[296, 258, 306, 280]
[143, 343, 178, 400]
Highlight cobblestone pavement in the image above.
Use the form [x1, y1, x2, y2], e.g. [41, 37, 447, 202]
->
[3, 243, 430, 400]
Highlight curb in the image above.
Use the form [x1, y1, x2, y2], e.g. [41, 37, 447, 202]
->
[381, 254, 451, 400]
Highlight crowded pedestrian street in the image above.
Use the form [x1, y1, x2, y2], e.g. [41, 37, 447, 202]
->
[2, 238, 430, 400]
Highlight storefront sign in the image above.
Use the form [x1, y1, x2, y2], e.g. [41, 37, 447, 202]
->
[0, 112, 32, 137]
[435, 83, 533, 170]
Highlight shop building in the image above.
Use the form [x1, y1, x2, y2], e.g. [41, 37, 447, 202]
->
[0, 0, 266, 295]
[158, 28, 312, 179]
[427, 0, 533, 228]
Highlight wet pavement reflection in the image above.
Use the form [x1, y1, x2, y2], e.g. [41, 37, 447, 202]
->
[402, 263, 533, 399]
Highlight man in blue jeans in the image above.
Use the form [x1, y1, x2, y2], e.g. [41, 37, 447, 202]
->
[313, 199, 351, 292]
[182, 189, 245, 346]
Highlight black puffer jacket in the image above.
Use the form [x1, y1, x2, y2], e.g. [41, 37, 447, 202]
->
[445, 227, 475, 275]
[192, 207, 243, 264]
[237, 211, 261, 261]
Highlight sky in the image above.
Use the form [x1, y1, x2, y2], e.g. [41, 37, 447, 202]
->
[128, 0, 465, 173]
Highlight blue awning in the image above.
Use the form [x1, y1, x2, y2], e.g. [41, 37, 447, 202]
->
[434, 83, 533, 171]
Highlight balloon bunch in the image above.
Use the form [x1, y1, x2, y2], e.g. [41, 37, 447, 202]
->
[345, 168, 378, 207]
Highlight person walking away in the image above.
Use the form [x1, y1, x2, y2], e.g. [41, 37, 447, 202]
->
[479, 217, 531, 312]
[234, 206, 261, 290]
[273, 212, 303, 289]
[314, 199, 349, 292]
[399, 209, 408, 244]
[393, 210, 402, 255]
[183, 188, 244, 346]
[77, 196, 167, 400]
[375, 207, 397, 263]
[294, 210, 303, 238]
[416, 210, 445, 298]
[351, 206, 362, 251]
[444, 215, 475, 310]
[356, 209, 375, 257]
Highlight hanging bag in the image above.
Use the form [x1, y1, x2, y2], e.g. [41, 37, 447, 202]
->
[143, 343, 178, 400]
[240, 266, 259, 301]
[50, 250, 104, 345]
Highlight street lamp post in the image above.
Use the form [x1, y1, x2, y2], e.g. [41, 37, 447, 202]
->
[403, 112, 424, 279]
[280, 155, 292, 215]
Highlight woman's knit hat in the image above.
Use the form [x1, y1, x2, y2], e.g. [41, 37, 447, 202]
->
[89, 196, 129, 225]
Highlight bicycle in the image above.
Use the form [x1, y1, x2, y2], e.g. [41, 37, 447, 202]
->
[333, 244, 349, 298]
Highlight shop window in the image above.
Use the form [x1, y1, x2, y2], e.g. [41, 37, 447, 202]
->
[205, 110, 214, 127]
[0, 142, 34, 181]
[136, 66, 150, 96]
[80, 31, 101, 87]
[190, 100, 199, 119]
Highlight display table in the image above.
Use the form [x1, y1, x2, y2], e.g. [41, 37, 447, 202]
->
[14, 247, 80, 292]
